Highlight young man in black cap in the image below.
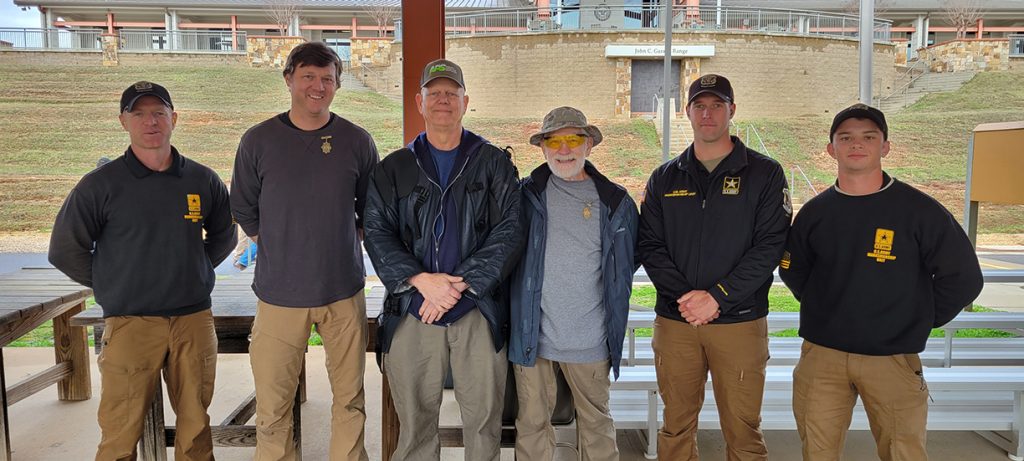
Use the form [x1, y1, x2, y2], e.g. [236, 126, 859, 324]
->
[49, 81, 236, 460]
[779, 104, 983, 461]
[638, 74, 791, 460]
[364, 59, 521, 461]
[230, 42, 379, 460]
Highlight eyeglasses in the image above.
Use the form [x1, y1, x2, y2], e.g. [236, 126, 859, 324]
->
[543, 134, 588, 149]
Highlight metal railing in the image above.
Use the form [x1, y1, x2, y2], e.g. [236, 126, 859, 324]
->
[0, 28, 245, 52]
[119, 30, 246, 52]
[880, 58, 929, 109]
[736, 123, 820, 203]
[0, 28, 103, 50]
[395, 4, 891, 42]
[1011, 34, 1024, 57]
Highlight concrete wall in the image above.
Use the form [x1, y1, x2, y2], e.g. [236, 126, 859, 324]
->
[923, 39, 1014, 73]
[415, 30, 896, 119]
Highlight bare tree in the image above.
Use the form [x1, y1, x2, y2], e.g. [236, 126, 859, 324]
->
[363, 4, 399, 38]
[265, 0, 301, 36]
[942, 0, 983, 39]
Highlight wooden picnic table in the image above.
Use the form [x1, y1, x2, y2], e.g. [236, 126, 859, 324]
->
[69, 271, 401, 461]
[0, 268, 93, 460]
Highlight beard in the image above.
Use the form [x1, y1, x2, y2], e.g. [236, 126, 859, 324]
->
[548, 157, 586, 181]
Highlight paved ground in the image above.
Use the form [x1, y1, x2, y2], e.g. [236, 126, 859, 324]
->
[3, 348, 1016, 460]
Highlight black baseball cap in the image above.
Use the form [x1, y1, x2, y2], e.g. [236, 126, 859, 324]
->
[120, 81, 173, 113]
[687, 74, 734, 105]
[420, 59, 465, 89]
[830, 103, 888, 141]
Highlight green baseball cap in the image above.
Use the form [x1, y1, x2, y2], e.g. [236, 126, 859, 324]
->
[420, 59, 465, 89]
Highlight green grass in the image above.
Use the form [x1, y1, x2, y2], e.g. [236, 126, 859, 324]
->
[3, 63, 1022, 233]
[628, 285, 1014, 339]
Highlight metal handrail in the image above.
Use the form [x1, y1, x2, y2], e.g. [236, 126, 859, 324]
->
[0, 27, 103, 50]
[395, 4, 891, 42]
[119, 29, 246, 52]
[880, 57, 929, 109]
[738, 123, 819, 202]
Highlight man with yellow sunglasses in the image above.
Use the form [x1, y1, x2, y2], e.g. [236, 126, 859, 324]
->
[509, 106, 640, 461]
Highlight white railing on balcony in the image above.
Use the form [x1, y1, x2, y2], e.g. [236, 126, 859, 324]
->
[0, 28, 246, 53]
[119, 30, 246, 52]
[394, 4, 892, 43]
[0, 28, 103, 50]
[1011, 34, 1024, 57]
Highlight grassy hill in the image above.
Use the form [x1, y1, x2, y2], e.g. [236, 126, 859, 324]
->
[0, 63, 1021, 235]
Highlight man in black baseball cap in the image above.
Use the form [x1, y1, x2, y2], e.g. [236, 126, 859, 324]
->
[50, 80, 235, 459]
[120, 80, 173, 113]
[639, 71, 790, 459]
[781, 103, 982, 459]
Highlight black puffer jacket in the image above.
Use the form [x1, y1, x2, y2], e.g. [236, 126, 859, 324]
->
[364, 129, 522, 353]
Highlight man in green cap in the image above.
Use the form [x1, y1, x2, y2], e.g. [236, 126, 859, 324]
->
[364, 58, 522, 461]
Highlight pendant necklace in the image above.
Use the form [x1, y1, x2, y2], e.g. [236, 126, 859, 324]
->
[549, 177, 595, 220]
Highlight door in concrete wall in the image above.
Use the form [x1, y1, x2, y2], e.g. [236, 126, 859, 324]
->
[631, 59, 681, 113]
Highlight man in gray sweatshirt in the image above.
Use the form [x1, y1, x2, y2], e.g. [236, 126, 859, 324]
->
[230, 42, 379, 461]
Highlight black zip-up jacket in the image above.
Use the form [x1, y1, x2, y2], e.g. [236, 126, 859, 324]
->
[638, 136, 791, 324]
[364, 129, 522, 353]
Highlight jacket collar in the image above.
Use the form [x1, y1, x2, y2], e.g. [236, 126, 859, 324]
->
[408, 129, 487, 185]
[526, 161, 626, 215]
[124, 146, 184, 178]
[675, 135, 749, 176]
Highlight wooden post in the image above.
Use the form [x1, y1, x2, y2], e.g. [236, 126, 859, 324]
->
[401, 0, 445, 144]
[0, 351, 10, 461]
[139, 380, 168, 461]
[53, 300, 91, 401]
[381, 371, 399, 461]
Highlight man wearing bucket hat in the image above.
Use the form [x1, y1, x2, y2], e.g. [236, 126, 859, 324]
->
[638, 74, 791, 460]
[779, 104, 983, 460]
[508, 107, 639, 460]
[49, 81, 237, 459]
[364, 58, 521, 460]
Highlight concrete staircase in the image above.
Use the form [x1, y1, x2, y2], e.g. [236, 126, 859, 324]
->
[652, 117, 691, 155]
[339, 70, 372, 91]
[878, 70, 977, 113]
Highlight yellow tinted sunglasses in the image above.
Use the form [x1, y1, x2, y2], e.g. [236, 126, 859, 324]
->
[543, 134, 588, 149]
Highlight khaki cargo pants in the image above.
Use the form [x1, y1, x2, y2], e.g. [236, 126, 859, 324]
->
[793, 340, 929, 461]
[95, 309, 217, 461]
[652, 316, 770, 461]
[249, 291, 369, 461]
[513, 358, 619, 461]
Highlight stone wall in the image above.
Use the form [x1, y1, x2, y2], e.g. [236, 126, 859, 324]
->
[0, 50, 246, 67]
[246, 36, 305, 68]
[350, 38, 394, 68]
[923, 39, 1013, 73]
[422, 31, 896, 119]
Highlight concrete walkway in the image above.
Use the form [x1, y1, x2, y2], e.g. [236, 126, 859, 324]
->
[3, 348, 1015, 460]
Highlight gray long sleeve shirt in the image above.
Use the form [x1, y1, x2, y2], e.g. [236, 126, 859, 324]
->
[230, 114, 379, 307]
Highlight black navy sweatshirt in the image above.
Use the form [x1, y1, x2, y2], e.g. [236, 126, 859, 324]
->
[779, 174, 984, 355]
[48, 147, 237, 317]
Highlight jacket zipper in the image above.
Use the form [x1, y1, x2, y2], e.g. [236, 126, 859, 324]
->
[413, 153, 472, 273]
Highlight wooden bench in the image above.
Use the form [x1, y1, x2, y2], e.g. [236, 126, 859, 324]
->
[611, 365, 1024, 460]
[620, 336, 1024, 367]
[624, 310, 1024, 368]
[71, 277, 387, 461]
[0, 268, 93, 460]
